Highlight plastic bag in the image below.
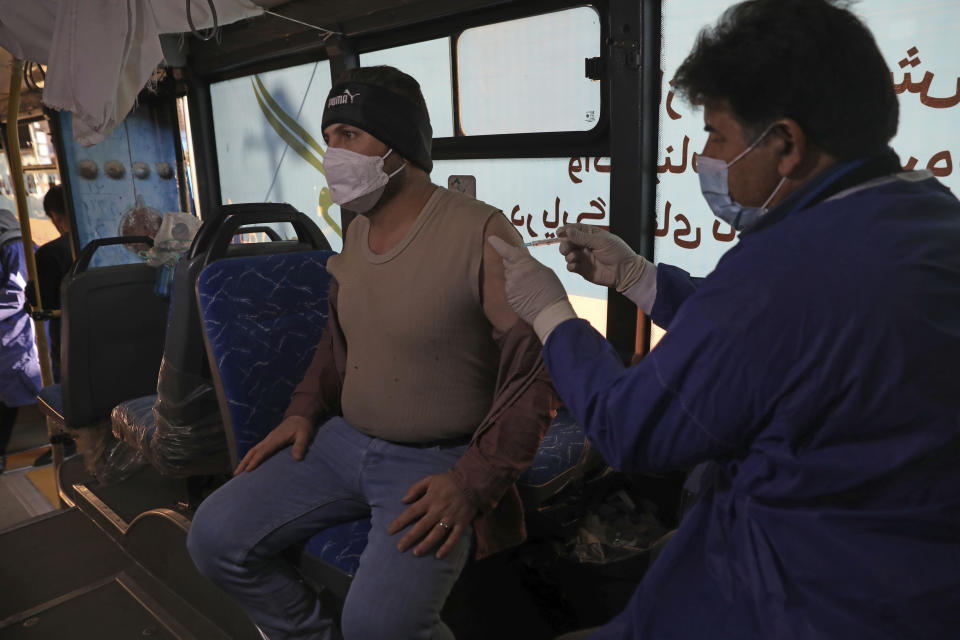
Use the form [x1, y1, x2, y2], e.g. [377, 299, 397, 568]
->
[147, 211, 202, 264]
[145, 212, 201, 296]
[150, 358, 230, 476]
[562, 490, 669, 565]
[542, 472, 671, 567]
[74, 424, 148, 485]
[110, 359, 230, 478]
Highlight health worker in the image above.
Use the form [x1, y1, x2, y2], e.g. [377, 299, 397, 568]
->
[490, 0, 960, 638]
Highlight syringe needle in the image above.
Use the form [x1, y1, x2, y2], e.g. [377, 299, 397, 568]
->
[522, 238, 562, 248]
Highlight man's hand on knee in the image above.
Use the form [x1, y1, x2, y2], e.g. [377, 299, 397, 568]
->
[234, 415, 316, 475]
[388, 472, 477, 559]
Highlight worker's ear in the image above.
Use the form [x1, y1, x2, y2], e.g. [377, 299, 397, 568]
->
[771, 118, 815, 180]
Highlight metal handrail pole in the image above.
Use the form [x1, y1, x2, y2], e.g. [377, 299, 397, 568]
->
[6, 58, 64, 504]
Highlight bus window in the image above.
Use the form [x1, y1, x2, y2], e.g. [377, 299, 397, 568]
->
[456, 7, 602, 135]
[360, 38, 455, 138]
[210, 60, 339, 248]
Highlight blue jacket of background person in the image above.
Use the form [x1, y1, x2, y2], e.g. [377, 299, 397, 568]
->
[0, 209, 42, 407]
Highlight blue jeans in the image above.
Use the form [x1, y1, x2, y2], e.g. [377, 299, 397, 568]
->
[187, 417, 473, 640]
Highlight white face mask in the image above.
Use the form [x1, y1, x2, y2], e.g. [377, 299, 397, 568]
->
[322, 147, 408, 214]
[698, 125, 786, 231]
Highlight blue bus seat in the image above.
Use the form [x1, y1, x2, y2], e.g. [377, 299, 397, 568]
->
[299, 519, 373, 598]
[516, 406, 598, 509]
[195, 250, 364, 597]
[111, 203, 331, 478]
[196, 250, 337, 465]
[196, 249, 596, 600]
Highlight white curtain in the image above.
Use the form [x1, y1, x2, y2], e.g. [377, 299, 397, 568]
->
[0, 0, 263, 145]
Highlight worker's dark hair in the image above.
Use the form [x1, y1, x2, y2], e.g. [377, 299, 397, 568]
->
[672, 0, 898, 159]
[42, 184, 65, 218]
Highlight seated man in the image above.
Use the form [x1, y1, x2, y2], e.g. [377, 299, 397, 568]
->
[188, 65, 557, 640]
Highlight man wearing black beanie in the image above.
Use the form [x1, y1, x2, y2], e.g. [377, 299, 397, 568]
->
[189, 66, 557, 640]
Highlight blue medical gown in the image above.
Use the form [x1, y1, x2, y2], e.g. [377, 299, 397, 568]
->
[0, 240, 42, 407]
[544, 172, 960, 639]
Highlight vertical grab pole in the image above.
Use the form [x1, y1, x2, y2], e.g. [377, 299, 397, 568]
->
[5, 59, 53, 388]
[6, 59, 64, 503]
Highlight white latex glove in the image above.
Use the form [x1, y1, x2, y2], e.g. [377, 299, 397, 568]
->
[488, 237, 577, 343]
[559, 224, 648, 292]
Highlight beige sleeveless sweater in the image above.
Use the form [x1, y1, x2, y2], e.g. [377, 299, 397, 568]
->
[326, 187, 500, 443]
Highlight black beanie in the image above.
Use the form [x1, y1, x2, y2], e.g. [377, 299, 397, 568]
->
[321, 81, 433, 172]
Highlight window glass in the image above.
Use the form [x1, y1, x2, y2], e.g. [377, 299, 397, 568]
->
[868, 0, 960, 191]
[211, 61, 343, 249]
[657, 0, 960, 280]
[655, 1, 740, 281]
[457, 7, 602, 135]
[176, 96, 201, 217]
[654, 0, 960, 347]
[433, 157, 610, 334]
[360, 38, 454, 138]
[0, 119, 63, 248]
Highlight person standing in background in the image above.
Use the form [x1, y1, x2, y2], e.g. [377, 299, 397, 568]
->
[0, 208, 42, 473]
[28, 185, 77, 467]
[36, 185, 72, 383]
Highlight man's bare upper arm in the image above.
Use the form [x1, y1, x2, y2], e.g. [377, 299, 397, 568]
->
[480, 213, 522, 334]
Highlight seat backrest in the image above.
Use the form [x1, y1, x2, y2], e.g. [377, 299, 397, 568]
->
[517, 406, 602, 508]
[61, 237, 169, 429]
[165, 202, 332, 380]
[145, 204, 332, 473]
[196, 250, 335, 466]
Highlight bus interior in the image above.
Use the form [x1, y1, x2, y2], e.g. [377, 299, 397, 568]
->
[0, 0, 956, 638]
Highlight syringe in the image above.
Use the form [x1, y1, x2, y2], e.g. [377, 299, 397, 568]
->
[522, 237, 562, 248]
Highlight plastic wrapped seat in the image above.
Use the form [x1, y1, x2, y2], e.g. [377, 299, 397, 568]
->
[111, 394, 157, 445]
[110, 246, 228, 477]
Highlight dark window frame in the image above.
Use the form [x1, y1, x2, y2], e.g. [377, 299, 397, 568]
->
[201, 1, 609, 160]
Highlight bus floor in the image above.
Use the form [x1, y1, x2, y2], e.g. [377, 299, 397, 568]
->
[0, 507, 241, 639]
[0, 455, 259, 640]
[0, 453, 644, 639]
[0, 404, 59, 531]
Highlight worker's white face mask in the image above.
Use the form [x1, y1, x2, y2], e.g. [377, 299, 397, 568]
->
[698, 125, 786, 231]
[322, 147, 407, 214]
